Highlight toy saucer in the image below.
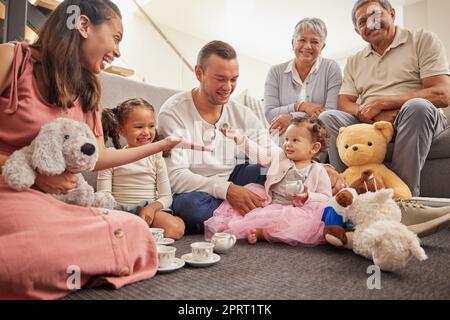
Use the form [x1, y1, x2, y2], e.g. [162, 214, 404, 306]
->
[157, 257, 185, 274]
[157, 238, 175, 245]
[181, 253, 221, 267]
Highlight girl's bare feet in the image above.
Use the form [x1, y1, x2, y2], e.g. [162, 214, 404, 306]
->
[247, 228, 263, 244]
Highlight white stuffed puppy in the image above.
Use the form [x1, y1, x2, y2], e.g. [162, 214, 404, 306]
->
[2, 118, 116, 209]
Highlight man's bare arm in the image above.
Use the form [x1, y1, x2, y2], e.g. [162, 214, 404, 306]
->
[338, 94, 360, 117]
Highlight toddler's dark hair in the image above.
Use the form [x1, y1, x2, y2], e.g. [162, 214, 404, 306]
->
[291, 116, 330, 154]
[102, 98, 155, 149]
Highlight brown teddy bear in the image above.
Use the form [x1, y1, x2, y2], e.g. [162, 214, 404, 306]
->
[337, 121, 412, 200]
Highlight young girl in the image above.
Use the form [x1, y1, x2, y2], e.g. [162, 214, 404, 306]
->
[204, 116, 332, 246]
[98, 98, 185, 240]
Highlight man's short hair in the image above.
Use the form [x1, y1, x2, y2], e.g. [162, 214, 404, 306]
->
[351, 0, 394, 27]
[197, 40, 237, 70]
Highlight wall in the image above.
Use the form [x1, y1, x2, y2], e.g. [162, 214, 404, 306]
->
[427, 0, 450, 61]
[404, 0, 450, 61]
[115, 0, 271, 99]
[114, 0, 411, 99]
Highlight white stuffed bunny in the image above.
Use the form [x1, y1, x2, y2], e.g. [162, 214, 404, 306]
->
[2, 118, 116, 209]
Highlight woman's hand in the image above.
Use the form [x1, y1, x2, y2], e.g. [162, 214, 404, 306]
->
[297, 103, 326, 117]
[34, 171, 79, 194]
[269, 114, 293, 135]
[161, 136, 212, 152]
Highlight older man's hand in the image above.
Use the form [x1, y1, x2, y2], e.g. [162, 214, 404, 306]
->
[324, 165, 347, 196]
[357, 98, 390, 123]
[373, 110, 399, 123]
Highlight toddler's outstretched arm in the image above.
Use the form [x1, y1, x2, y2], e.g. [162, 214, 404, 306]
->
[220, 127, 276, 168]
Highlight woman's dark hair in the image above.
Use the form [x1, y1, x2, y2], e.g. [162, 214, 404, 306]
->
[291, 116, 330, 154]
[102, 98, 155, 149]
[30, 0, 121, 112]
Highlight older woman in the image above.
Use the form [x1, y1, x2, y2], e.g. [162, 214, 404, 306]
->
[265, 18, 342, 136]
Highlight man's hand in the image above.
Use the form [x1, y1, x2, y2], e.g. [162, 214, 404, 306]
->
[357, 98, 390, 123]
[35, 171, 79, 194]
[324, 165, 347, 196]
[270, 114, 293, 136]
[139, 205, 157, 226]
[226, 184, 264, 216]
[373, 110, 399, 123]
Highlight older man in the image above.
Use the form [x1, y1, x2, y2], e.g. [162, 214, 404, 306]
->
[318, 0, 450, 237]
[158, 40, 344, 234]
[320, 0, 450, 197]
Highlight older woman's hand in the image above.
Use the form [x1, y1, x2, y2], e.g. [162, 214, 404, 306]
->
[270, 114, 293, 135]
[298, 103, 326, 117]
[324, 165, 347, 196]
[35, 171, 79, 195]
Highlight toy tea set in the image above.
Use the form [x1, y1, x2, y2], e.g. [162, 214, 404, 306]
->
[150, 228, 237, 274]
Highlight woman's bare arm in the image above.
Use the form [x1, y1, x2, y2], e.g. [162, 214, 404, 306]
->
[0, 43, 15, 95]
[0, 44, 16, 174]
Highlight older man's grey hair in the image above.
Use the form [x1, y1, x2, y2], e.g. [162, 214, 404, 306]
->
[352, 0, 394, 27]
[292, 18, 328, 42]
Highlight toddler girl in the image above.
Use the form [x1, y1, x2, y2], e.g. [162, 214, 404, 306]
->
[205, 116, 332, 246]
[98, 98, 185, 239]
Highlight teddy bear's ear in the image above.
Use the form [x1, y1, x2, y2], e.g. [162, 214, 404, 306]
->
[374, 121, 394, 143]
[31, 127, 66, 175]
[337, 127, 346, 144]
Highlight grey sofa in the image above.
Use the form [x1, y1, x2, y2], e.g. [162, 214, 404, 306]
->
[94, 72, 450, 198]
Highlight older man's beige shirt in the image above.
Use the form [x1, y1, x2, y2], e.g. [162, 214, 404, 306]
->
[340, 27, 450, 104]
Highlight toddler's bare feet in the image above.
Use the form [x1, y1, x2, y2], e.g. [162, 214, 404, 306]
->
[247, 229, 263, 244]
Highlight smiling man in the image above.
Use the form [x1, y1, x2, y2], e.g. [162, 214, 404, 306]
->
[158, 40, 346, 234]
[157, 41, 271, 234]
[319, 0, 450, 197]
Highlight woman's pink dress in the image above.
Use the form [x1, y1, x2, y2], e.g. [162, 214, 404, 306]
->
[205, 184, 327, 246]
[0, 42, 157, 299]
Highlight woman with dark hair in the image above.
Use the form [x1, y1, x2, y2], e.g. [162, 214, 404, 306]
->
[0, 0, 182, 299]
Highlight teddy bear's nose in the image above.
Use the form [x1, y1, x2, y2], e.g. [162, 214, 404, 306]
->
[352, 146, 359, 151]
[81, 143, 96, 156]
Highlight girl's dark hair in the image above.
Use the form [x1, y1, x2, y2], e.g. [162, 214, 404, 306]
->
[291, 116, 330, 154]
[102, 98, 155, 149]
[30, 0, 121, 112]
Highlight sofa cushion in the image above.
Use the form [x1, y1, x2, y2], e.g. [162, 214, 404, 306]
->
[100, 72, 179, 113]
[385, 125, 450, 161]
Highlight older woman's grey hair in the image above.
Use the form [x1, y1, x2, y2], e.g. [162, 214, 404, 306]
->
[351, 0, 394, 27]
[292, 18, 328, 42]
